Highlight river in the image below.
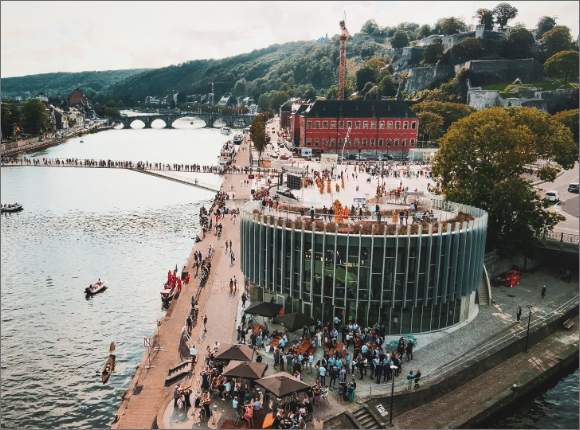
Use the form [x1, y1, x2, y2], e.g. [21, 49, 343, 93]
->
[0, 125, 225, 429]
[484, 366, 579, 429]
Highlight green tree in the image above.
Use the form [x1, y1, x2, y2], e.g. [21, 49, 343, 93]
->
[438, 38, 485, 65]
[117, 100, 124, 108]
[544, 51, 579, 84]
[355, 67, 378, 91]
[48, 97, 61, 106]
[423, 43, 444, 64]
[250, 113, 268, 159]
[418, 24, 431, 39]
[378, 75, 396, 97]
[345, 75, 357, 99]
[1, 104, 21, 138]
[417, 111, 444, 141]
[540, 26, 574, 62]
[536, 16, 556, 40]
[269, 91, 289, 110]
[477, 8, 494, 30]
[302, 85, 317, 101]
[364, 58, 386, 72]
[326, 86, 338, 100]
[552, 109, 579, 142]
[361, 19, 379, 35]
[411, 101, 476, 131]
[441, 17, 466, 35]
[432, 107, 576, 256]
[21, 98, 50, 134]
[105, 100, 116, 108]
[502, 28, 535, 59]
[492, 3, 518, 29]
[233, 79, 247, 97]
[257, 93, 270, 112]
[391, 30, 410, 48]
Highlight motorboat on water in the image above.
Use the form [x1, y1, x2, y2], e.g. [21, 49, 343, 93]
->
[2, 203, 23, 213]
[218, 140, 236, 165]
[160, 283, 177, 303]
[85, 280, 107, 295]
[220, 126, 231, 135]
[233, 134, 243, 145]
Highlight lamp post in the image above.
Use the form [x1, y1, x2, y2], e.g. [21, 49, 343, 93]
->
[340, 127, 352, 173]
[389, 365, 398, 427]
[524, 305, 533, 353]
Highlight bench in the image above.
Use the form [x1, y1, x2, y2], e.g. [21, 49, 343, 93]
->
[563, 319, 575, 329]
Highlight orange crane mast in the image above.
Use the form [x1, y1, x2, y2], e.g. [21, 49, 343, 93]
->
[338, 13, 351, 100]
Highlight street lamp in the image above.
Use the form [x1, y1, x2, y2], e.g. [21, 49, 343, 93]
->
[389, 365, 398, 427]
[340, 127, 352, 172]
[524, 305, 533, 353]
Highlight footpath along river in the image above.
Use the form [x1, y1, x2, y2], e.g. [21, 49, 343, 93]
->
[0, 126, 226, 429]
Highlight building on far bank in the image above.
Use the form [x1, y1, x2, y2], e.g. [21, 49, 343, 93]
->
[240, 199, 487, 333]
[36, 92, 48, 102]
[292, 99, 419, 158]
[67, 89, 88, 109]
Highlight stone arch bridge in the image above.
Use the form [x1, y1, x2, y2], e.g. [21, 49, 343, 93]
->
[111, 112, 258, 129]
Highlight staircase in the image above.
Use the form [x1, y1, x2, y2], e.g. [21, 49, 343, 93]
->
[478, 266, 492, 306]
[352, 407, 380, 429]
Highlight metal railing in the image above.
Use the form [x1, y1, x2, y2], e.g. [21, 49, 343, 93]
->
[541, 230, 580, 245]
[358, 293, 579, 398]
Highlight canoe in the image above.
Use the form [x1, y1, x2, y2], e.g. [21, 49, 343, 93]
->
[1, 204, 23, 213]
[102, 354, 115, 384]
[85, 280, 107, 295]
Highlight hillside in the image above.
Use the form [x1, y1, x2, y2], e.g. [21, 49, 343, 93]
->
[1, 68, 149, 99]
[105, 38, 383, 101]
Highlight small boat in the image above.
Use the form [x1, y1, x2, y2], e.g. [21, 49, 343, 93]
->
[220, 126, 231, 135]
[102, 342, 116, 384]
[85, 280, 107, 295]
[233, 134, 243, 145]
[1, 204, 23, 213]
[160, 284, 176, 303]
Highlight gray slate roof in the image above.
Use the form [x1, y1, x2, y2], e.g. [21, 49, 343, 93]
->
[301, 100, 416, 119]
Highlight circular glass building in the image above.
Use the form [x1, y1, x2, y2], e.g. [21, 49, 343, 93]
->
[240, 199, 488, 334]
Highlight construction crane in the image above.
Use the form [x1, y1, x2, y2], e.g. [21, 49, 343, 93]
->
[338, 12, 351, 100]
[209, 80, 225, 106]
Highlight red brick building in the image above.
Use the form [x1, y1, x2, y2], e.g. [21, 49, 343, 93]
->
[294, 99, 419, 157]
[67, 89, 88, 108]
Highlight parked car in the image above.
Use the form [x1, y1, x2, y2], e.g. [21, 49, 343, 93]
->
[277, 187, 297, 200]
[568, 183, 579, 193]
[280, 155, 290, 160]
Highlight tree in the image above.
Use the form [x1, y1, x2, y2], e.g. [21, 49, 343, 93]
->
[269, 91, 289, 111]
[257, 93, 270, 112]
[544, 51, 579, 84]
[117, 100, 124, 108]
[105, 100, 116, 108]
[302, 85, 317, 101]
[365, 58, 386, 72]
[417, 111, 444, 141]
[411, 101, 476, 131]
[492, 3, 518, 29]
[1, 104, 21, 138]
[170, 99, 176, 109]
[361, 19, 379, 35]
[326, 86, 338, 100]
[441, 17, 466, 35]
[20, 99, 50, 135]
[48, 97, 61, 106]
[432, 107, 577, 257]
[552, 109, 579, 143]
[355, 67, 378, 92]
[477, 8, 494, 30]
[423, 43, 444, 64]
[345, 75, 357, 99]
[540, 27, 574, 63]
[378, 75, 396, 97]
[419, 24, 431, 39]
[502, 28, 535, 59]
[250, 113, 268, 159]
[364, 86, 380, 99]
[360, 41, 379, 59]
[233, 79, 247, 97]
[391, 31, 410, 49]
[438, 38, 485, 65]
[536, 16, 556, 40]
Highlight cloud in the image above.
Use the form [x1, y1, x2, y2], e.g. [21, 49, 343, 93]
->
[1, 1, 579, 78]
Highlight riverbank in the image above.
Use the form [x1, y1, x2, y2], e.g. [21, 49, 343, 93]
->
[111, 137, 252, 429]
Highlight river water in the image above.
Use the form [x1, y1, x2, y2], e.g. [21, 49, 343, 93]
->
[0, 125, 225, 429]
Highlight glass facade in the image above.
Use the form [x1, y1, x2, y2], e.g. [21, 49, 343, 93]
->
[240, 200, 488, 334]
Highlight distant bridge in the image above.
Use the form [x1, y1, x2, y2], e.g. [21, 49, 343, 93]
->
[110, 112, 258, 129]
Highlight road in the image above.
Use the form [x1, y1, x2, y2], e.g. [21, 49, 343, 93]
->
[536, 164, 579, 233]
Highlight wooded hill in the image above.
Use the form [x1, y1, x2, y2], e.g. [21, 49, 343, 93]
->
[1, 68, 149, 99]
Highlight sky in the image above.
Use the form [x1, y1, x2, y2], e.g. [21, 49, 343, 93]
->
[2, 1, 579, 78]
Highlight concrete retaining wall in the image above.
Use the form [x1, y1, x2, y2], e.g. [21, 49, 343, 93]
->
[406, 66, 456, 94]
[484, 248, 561, 280]
[362, 304, 579, 420]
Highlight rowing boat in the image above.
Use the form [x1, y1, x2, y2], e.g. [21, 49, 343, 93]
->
[102, 342, 116, 384]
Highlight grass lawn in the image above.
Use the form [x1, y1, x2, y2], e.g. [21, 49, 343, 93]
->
[482, 78, 577, 92]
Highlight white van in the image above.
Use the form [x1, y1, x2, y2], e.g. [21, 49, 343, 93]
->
[545, 190, 559, 202]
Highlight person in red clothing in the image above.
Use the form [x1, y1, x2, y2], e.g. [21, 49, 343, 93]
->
[177, 278, 182, 293]
[168, 270, 172, 283]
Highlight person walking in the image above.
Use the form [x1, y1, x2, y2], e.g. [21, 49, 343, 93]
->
[229, 278, 234, 296]
[230, 251, 235, 265]
[241, 294, 247, 308]
[203, 315, 208, 333]
[541, 285, 546, 301]
[329, 366, 338, 388]
[186, 315, 193, 333]
[318, 364, 326, 386]
[233, 276, 238, 293]
[516, 306, 522, 322]
[405, 340, 414, 362]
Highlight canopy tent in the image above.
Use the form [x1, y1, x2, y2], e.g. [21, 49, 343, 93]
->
[214, 344, 254, 362]
[244, 301, 283, 318]
[222, 361, 267, 380]
[304, 194, 322, 208]
[273, 312, 314, 332]
[255, 372, 310, 398]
